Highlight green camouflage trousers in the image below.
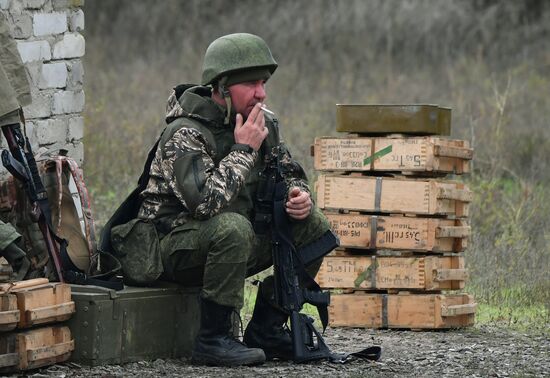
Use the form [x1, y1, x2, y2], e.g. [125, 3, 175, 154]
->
[0, 220, 20, 251]
[160, 207, 331, 309]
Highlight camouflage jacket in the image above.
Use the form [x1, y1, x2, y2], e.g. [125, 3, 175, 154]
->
[138, 85, 309, 228]
[0, 12, 31, 120]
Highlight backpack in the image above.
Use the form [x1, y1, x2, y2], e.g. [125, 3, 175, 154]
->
[0, 152, 122, 288]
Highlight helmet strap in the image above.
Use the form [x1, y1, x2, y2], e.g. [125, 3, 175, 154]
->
[218, 77, 232, 125]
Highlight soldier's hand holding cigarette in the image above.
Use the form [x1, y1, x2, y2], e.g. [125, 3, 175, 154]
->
[234, 103, 269, 152]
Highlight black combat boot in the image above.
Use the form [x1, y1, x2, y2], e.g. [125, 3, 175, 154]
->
[243, 284, 294, 361]
[2, 242, 30, 281]
[191, 297, 266, 366]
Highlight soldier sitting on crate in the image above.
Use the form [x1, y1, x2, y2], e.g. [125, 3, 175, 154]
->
[0, 13, 31, 281]
[108, 33, 333, 366]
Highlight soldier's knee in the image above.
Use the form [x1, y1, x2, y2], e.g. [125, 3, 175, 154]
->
[205, 212, 254, 259]
[211, 212, 254, 240]
[293, 206, 331, 247]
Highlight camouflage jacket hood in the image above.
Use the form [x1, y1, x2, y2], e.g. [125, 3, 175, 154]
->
[165, 84, 229, 127]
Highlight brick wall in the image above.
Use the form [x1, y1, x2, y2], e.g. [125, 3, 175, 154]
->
[1, 0, 85, 175]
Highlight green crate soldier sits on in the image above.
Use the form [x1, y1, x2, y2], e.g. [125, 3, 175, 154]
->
[0, 12, 31, 281]
[110, 33, 332, 366]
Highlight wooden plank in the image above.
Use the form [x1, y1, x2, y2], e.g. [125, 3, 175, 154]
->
[316, 255, 466, 290]
[329, 293, 476, 329]
[441, 303, 477, 317]
[0, 353, 18, 369]
[26, 340, 74, 362]
[0, 278, 49, 293]
[0, 294, 19, 332]
[27, 302, 75, 323]
[0, 333, 17, 370]
[316, 175, 471, 217]
[325, 212, 469, 252]
[433, 144, 473, 159]
[13, 283, 74, 328]
[313, 136, 471, 174]
[16, 326, 73, 371]
[433, 269, 469, 282]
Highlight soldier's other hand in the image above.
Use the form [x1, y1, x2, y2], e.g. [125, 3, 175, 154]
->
[234, 103, 268, 151]
[285, 187, 312, 220]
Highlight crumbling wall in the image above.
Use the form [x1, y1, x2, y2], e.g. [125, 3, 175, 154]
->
[0, 0, 85, 173]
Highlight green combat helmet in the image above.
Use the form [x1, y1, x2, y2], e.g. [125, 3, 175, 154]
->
[201, 33, 278, 123]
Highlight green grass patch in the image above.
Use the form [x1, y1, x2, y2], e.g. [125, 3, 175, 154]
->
[475, 303, 549, 333]
[243, 281, 549, 333]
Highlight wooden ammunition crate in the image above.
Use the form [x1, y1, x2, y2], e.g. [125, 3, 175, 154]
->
[8, 280, 75, 328]
[316, 174, 471, 217]
[312, 136, 472, 174]
[317, 255, 467, 291]
[325, 212, 469, 252]
[0, 294, 19, 332]
[0, 326, 74, 372]
[329, 293, 476, 329]
[335, 104, 451, 135]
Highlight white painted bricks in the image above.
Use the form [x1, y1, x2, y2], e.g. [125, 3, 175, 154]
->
[33, 12, 67, 37]
[52, 90, 85, 114]
[68, 116, 84, 141]
[53, 33, 85, 59]
[63, 141, 83, 164]
[17, 40, 51, 63]
[35, 118, 68, 145]
[3, 0, 86, 167]
[10, 14, 32, 38]
[69, 9, 84, 32]
[66, 60, 83, 89]
[22, 0, 46, 9]
[39, 62, 68, 89]
[22, 91, 52, 118]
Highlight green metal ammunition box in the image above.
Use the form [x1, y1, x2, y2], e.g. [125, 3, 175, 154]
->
[336, 104, 451, 135]
[67, 283, 201, 366]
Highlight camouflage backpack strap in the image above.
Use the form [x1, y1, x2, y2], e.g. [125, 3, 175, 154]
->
[40, 155, 122, 290]
[52, 156, 97, 269]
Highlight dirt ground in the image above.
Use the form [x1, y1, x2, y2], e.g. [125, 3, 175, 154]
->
[22, 325, 549, 378]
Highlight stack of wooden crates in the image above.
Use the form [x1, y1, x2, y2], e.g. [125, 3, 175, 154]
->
[313, 105, 477, 329]
[0, 278, 75, 372]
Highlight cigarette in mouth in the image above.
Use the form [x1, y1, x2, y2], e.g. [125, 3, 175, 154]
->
[260, 105, 275, 116]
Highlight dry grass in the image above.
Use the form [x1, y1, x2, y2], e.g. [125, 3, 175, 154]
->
[83, 0, 550, 317]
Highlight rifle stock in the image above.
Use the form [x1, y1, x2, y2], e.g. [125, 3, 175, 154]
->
[290, 311, 331, 363]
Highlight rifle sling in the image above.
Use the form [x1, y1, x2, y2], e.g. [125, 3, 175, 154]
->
[297, 230, 339, 267]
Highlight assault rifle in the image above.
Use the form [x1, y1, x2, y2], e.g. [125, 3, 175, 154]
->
[1, 123, 66, 281]
[255, 144, 341, 362]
